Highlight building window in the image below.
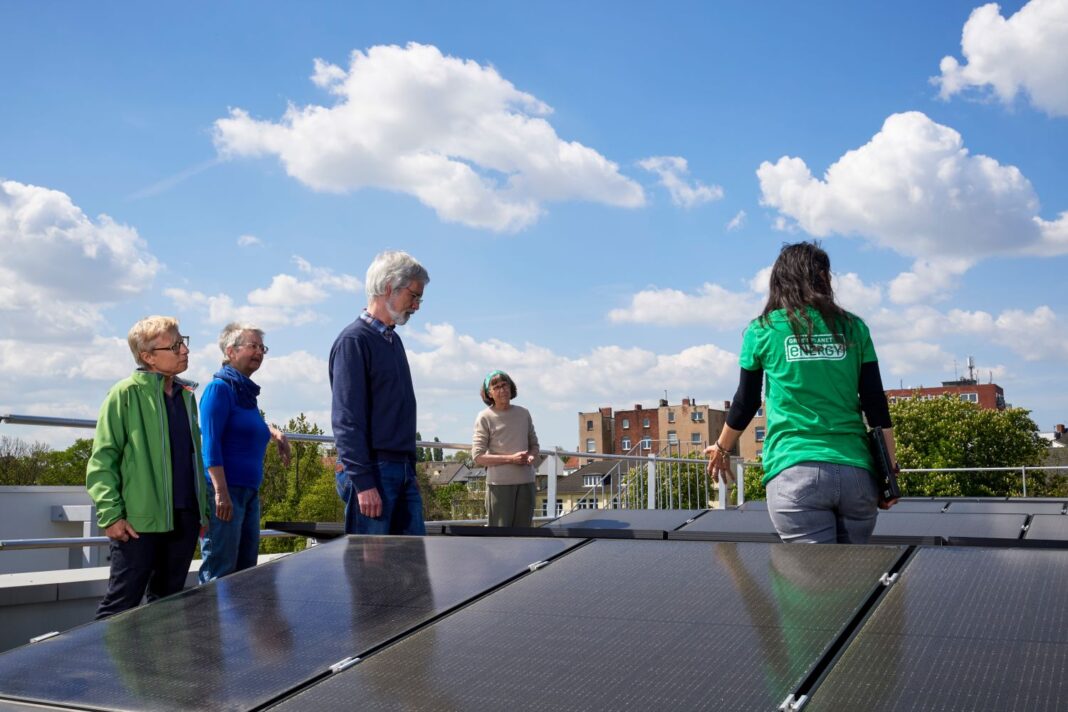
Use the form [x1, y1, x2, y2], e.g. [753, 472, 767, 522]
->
[585, 438, 596, 453]
[667, 430, 678, 444]
[543, 499, 563, 516]
[583, 475, 604, 487]
[691, 432, 702, 444]
[621, 437, 632, 450]
[755, 426, 765, 442]
[756, 407, 764, 417]
[622, 418, 630, 429]
[667, 410, 675, 423]
[691, 411, 704, 422]
[641, 437, 652, 450]
[586, 419, 594, 431]
[642, 417, 650, 428]
[577, 499, 599, 510]
[960, 392, 978, 403]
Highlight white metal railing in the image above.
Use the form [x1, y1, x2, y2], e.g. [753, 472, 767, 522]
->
[0, 529, 296, 552]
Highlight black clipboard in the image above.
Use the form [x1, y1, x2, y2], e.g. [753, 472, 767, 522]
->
[867, 426, 901, 502]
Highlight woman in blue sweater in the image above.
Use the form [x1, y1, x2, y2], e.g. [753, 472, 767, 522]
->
[199, 322, 291, 582]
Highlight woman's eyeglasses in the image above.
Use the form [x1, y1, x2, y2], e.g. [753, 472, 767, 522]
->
[151, 335, 190, 354]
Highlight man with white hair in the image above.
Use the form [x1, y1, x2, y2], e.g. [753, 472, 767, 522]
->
[330, 250, 429, 535]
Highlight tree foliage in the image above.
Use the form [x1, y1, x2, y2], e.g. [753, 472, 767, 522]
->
[891, 396, 1047, 497]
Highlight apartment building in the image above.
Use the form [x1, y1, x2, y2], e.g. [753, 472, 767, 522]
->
[577, 407, 614, 465]
[884, 379, 1005, 411]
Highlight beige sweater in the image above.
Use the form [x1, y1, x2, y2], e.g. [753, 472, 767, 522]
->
[471, 405, 540, 485]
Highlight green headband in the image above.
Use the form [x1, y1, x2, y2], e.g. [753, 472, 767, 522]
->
[484, 370, 508, 391]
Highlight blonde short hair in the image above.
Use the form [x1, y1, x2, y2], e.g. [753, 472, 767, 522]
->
[127, 316, 179, 367]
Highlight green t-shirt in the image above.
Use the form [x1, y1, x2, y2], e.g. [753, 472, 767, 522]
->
[739, 308, 876, 484]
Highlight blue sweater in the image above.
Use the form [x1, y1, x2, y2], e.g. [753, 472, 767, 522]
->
[329, 317, 417, 492]
[199, 378, 271, 490]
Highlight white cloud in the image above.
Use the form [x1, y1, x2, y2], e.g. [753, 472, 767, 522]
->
[608, 266, 880, 326]
[638, 156, 724, 208]
[887, 257, 972, 305]
[758, 112, 1060, 262]
[934, 0, 1068, 117]
[726, 210, 747, 231]
[877, 341, 954, 377]
[237, 234, 263, 247]
[214, 42, 645, 232]
[758, 111, 1068, 301]
[607, 282, 762, 328]
[833, 272, 883, 316]
[405, 323, 738, 411]
[0, 179, 160, 341]
[166, 256, 361, 328]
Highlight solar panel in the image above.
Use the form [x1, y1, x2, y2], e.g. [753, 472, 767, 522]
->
[738, 500, 768, 511]
[1023, 514, 1068, 546]
[806, 547, 1068, 711]
[273, 541, 904, 711]
[670, 509, 780, 542]
[448, 524, 667, 540]
[0, 536, 580, 712]
[870, 512, 1027, 546]
[945, 501, 1066, 515]
[544, 508, 704, 531]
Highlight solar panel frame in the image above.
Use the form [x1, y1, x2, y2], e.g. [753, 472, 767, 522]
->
[543, 508, 704, 532]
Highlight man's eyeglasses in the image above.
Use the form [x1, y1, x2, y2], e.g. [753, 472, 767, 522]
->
[400, 286, 424, 304]
[151, 335, 190, 354]
[238, 343, 269, 354]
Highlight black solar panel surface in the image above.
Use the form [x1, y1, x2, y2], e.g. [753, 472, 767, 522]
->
[670, 509, 780, 541]
[274, 540, 903, 711]
[544, 508, 703, 531]
[807, 547, 1068, 711]
[1024, 514, 1068, 545]
[945, 501, 1066, 515]
[870, 512, 1026, 545]
[0, 536, 579, 712]
[882, 500, 946, 513]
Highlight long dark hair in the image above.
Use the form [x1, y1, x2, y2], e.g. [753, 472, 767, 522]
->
[760, 242, 854, 353]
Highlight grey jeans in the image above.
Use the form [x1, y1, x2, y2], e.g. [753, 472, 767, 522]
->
[766, 461, 879, 544]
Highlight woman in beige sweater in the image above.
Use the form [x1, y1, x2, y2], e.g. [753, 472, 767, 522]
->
[471, 370, 540, 527]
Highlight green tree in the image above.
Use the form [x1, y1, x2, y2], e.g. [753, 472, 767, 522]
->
[260, 413, 336, 553]
[891, 395, 1046, 497]
[42, 438, 94, 486]
[0, 436, 52, 486]
[432, 436, 443, 462]
[415, 431, 426, 462]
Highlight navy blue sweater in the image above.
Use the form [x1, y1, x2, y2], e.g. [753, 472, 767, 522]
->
[329, 317, 417, 492]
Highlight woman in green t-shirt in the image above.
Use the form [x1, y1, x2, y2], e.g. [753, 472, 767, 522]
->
[705, 242, 898, 544]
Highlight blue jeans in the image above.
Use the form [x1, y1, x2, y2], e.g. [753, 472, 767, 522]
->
[339, 460, 425, 535]
[766, 461, 878, 544]
[199, 483, 261, 583]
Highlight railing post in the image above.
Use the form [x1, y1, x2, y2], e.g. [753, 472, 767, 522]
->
[646, 454, 656, 509]
[1022, 466, 1028, 498]
[547, 450, 559, 518]
[718, 466, 727, 510]
[735, 460, 745, 507]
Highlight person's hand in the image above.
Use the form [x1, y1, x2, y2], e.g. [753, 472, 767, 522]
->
[525, 453, 536, 465]
[358, 487, 383, 518]
[214, 487, 233, 522]
[105, 519, 139, 542]
[271, 427, 292, 467]
[878, 497, 899, 510]
[703, 444, 735, 484]
[511, 451, 529, 465]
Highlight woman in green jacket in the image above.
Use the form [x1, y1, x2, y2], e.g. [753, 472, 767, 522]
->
[86, 315, 211, 618]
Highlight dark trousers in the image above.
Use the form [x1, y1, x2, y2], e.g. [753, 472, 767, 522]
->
[95, 509, 201, 620]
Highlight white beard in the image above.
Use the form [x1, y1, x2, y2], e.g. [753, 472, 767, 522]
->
[387, 303, 410, 326]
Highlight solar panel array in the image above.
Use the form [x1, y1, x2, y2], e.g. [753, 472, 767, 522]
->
[1, 498, 1066, 711]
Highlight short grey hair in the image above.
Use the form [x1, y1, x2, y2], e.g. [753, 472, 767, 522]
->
[365, 250, 429, 302]
[218, 322, 264, 362]
[128, 315, 179, 368]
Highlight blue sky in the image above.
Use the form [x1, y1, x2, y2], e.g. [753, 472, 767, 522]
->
[2, 0, 1066, 451]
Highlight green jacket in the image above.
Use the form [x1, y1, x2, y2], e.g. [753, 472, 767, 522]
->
[86, 370, 210, 532]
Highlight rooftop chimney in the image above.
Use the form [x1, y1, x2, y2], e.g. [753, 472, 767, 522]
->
[682, 398, 690, 407]
[634, 404, 642, 411]
[599, 407, 612, 417]
[724, 400, 731, 410]
[659, 398, 668, 407]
